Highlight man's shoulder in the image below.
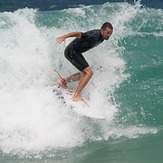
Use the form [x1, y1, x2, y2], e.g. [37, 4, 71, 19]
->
[81, 29, 100, 38]
[85, 29, 100, 34]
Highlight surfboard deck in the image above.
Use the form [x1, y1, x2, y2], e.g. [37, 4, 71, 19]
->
[53, 86, 105, 120]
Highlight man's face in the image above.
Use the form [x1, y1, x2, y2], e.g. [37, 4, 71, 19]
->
[101, 27, 113, 40]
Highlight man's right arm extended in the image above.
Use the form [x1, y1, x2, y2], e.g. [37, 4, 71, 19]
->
[56, 32, 82, 44]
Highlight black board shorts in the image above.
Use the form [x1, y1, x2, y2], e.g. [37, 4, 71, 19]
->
[64, 46, 89, 72]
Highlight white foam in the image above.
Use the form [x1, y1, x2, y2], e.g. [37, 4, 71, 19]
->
[0, 9, 84, 154]
[0, 3, 159, 156]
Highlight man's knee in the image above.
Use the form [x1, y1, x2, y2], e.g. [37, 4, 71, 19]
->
[83, 67, 93, 78]
[88, 69, 93, 77]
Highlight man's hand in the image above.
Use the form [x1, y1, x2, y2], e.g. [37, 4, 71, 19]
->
[56, 36, 66, 44]
[56, 32, 82, 44]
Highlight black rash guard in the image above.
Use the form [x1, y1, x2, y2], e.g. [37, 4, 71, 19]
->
[68, 29, 104, 53]
[64, 29, 104, 71]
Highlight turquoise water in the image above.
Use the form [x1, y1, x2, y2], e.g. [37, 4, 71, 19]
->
[0, 1, 163, 163]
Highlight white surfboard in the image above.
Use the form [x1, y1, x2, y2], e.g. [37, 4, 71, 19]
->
[53, 86, 105, 120]
[71, 106, 105, 120]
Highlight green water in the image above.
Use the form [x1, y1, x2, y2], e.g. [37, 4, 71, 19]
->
[1, 131, 163, 163]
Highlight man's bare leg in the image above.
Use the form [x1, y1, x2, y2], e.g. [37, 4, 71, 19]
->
[55, 72, 82, 86]
[72, 67, 93, 103]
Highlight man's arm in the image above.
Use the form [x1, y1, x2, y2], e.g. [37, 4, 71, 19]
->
[56, 32, 82, 44]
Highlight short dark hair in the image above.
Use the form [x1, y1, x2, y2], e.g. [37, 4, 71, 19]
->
[101, 22, 113, 30]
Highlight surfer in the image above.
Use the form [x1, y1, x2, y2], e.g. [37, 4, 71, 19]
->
[56, 22, 113, 103]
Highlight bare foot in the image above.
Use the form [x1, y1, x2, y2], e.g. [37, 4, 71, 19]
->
[55, 81, 63, 86]
[55, 81, 68, 88]
[72, 95, 90, 107]
[72, 94, 83, 102]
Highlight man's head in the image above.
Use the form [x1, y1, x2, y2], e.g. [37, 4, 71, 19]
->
[100, 22, 113, 40]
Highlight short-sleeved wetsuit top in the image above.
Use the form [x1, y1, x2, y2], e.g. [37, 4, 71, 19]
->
[64, 29, 104, 71]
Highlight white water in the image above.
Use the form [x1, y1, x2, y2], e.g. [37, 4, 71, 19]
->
[0, 4, 158, 156]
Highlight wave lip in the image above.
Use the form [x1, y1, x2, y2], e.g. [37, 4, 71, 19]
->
[1, 0, 163, 12]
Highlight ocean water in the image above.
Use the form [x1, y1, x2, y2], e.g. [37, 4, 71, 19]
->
[0, 0, 163, 163]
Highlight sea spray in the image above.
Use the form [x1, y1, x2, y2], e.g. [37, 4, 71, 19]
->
[0, 2, 160, 157]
